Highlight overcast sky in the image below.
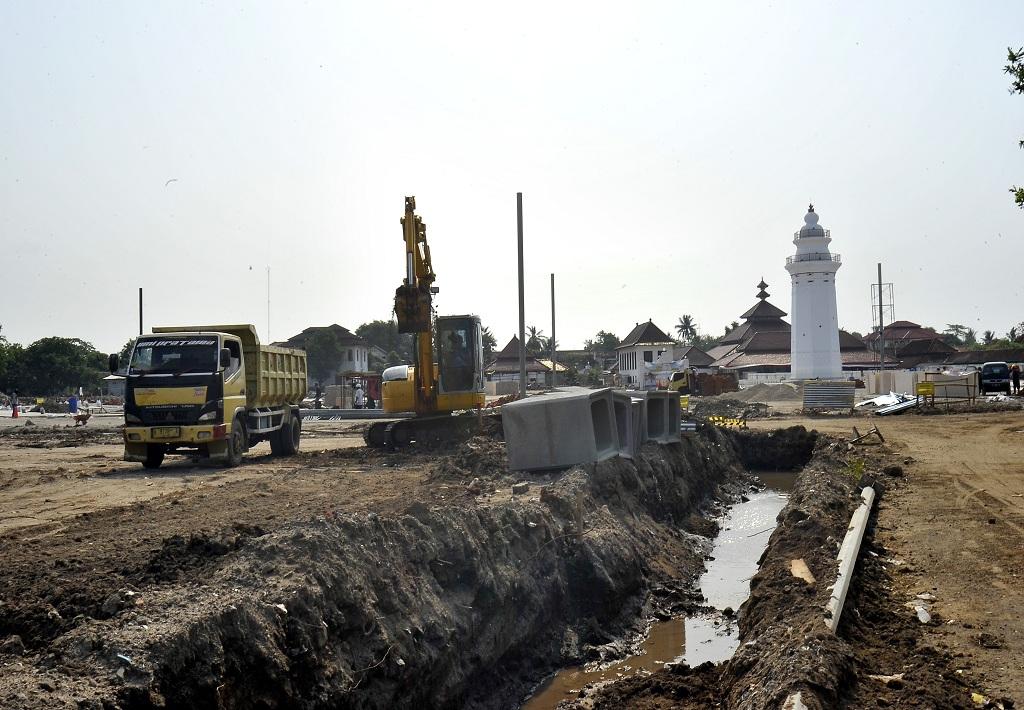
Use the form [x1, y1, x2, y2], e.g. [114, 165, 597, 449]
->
[2, 1, 1022, 354]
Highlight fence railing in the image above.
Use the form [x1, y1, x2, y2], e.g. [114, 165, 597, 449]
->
[786, 252, 841, 265]
[794, 229, 831, 238]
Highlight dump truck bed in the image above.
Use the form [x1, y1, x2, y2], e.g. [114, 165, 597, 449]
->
[151, 325, 307, 409]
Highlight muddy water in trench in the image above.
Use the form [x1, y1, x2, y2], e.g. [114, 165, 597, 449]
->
[521, 471, 795, 710]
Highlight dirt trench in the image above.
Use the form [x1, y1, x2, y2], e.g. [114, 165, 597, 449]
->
[565, 436, 1002, 710]
[0, 424, 816, 710]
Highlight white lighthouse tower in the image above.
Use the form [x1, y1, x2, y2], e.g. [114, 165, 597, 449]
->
[786, 205, 843, 380]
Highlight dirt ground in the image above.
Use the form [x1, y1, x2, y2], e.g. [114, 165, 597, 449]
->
[0, 410, 1020, 708]
[0, 418, 370, 534]
[750, 410, 1024, 701]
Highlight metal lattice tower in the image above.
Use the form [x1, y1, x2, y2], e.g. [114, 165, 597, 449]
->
[870, 282, 894, 333]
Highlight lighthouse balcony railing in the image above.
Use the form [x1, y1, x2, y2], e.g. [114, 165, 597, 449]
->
[793, 229, 831, 238]
[786, 252, 841, 265]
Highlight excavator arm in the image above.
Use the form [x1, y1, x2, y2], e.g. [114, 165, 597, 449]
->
[394, 196, 438, 413]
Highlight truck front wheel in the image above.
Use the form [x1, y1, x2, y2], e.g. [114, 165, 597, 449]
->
[226, 417, 246, 467]
[143, 445, 164, 470]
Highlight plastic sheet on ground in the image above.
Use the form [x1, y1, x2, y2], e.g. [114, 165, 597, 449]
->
[856, 392, 912, 408]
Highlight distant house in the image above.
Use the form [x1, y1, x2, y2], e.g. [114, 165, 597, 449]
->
[675, 345, 714, 369]
[862, 321, 953, 364]
[102, 374, 125, 398]
[887, 338, 958, 369]
[276, 324, 370, 383]
[615, 320, 676, 387]
[486, 336, 559, 387]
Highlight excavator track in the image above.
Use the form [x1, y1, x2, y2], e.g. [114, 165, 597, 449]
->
[364, 413, 487, 449]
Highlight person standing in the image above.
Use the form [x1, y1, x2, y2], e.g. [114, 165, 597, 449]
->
[10, 390, 18, 419]
[354, 384, 365, 409]
[69, 393, 79, 416]
[1012, 363, 1021, 395]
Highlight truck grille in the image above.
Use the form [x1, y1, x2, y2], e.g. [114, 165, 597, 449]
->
[139, 407, 201, 426]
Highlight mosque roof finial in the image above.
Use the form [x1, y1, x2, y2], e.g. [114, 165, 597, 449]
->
[756, 278, 770, 300]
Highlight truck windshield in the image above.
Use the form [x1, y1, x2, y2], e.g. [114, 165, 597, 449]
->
[129, 338, 218, 375]
[983, 364, 1009, 377]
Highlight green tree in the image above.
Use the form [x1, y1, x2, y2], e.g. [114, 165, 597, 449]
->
[355, 320, 414, 363]
[0, 327, 25, 393]
[691, 333, 720, 351]
[1006, 46, 1024, 207]
[118, 338, 136, 364]
[942, 323, 981, 348]
[20, 337, 106, 395]
[675, 315, 697, 344]
[583, 330, 620, 352]
[724, 321, 740, 335]
[481, 326, 497, 361]
[982, 329, 996, 346]
[305, 329, 343, 383]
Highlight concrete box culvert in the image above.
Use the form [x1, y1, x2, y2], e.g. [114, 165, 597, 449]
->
[503, 387, 620, 471]
[611, 393, 645, 459]
[625, 390, 682, 445]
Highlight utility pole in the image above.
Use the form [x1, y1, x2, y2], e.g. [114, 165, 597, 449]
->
[266, 266, 271, 341]
[138, 287, 143, 335]
[550, 273, 556, 388]
[877, 262, 885, 387]
[517, 193, 526, 398]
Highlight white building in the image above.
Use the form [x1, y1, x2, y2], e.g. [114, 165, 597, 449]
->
[277, 324, 370, 385]
[785, 205, 843, 380]
[615, 321, 675, 388]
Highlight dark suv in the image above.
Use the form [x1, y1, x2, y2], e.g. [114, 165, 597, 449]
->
[979, 361, 1011, 395]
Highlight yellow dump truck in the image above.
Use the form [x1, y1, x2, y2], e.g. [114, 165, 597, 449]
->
[109, 325, 307, 469]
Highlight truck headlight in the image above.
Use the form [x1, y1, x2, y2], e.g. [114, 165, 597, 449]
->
[198, 410, 218, 422]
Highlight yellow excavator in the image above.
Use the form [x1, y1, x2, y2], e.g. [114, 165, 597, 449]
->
[364, 196, 486, 448]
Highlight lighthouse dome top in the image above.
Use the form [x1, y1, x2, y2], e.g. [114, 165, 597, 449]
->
[796, 204, 829, 239]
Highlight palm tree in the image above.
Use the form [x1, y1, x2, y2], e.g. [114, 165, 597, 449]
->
[675, 315, 697, 344]
[1008, 326, 1020, 343]
[526, 326, 545, 354]
[982, 330, 996, 346]
[724, 320, 740, 335]
[964, 328, 977, 347]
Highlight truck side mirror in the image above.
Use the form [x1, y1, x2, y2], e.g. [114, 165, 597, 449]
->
[108, 353, 119, 374]
[220, 348, 231, 368]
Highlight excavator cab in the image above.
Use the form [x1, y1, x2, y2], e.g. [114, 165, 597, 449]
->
[437, 315, 483, 395]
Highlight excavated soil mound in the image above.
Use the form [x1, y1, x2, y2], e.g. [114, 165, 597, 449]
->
[427, 435, 509, 484]
[691, 398, 773, 420]
[915, 399, 1024, 415]
[0, 425, 122, 449]
[0, 427, 753, 710]
[722, 383, 801, 403]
